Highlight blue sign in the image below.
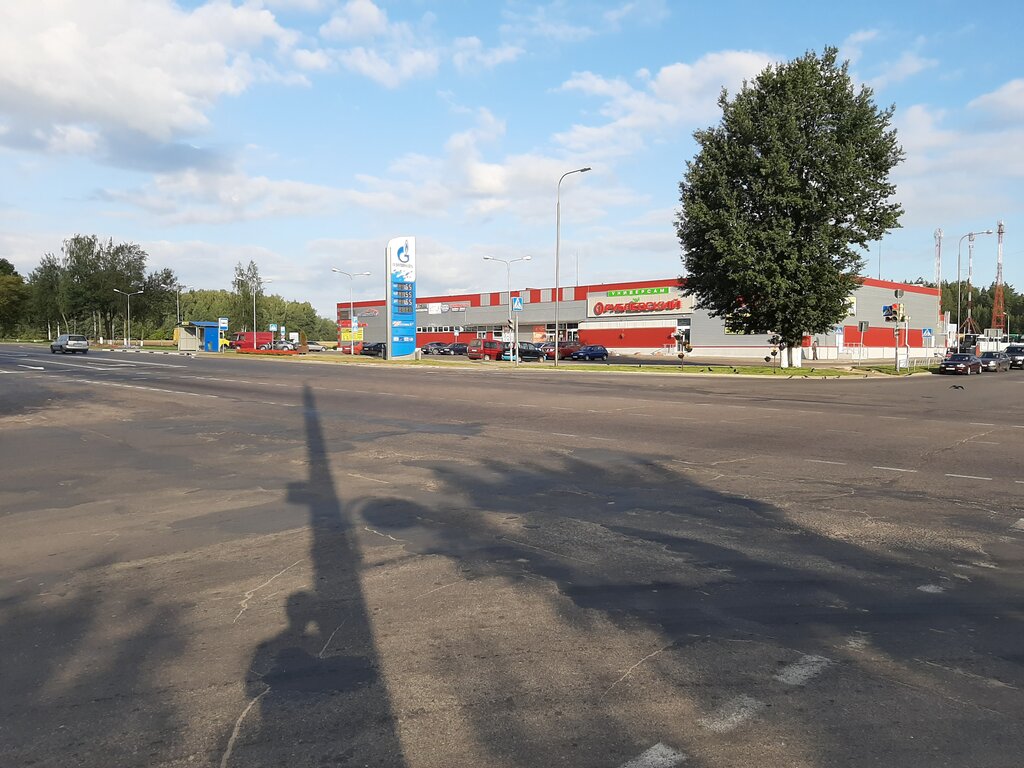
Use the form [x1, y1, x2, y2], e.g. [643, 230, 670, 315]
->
[269, 323, 278, 332]
[218, 316, 229, 330]
[922, 328, 933, 338]
[387, 237, 417, 357]
[511, 296, 524, 312]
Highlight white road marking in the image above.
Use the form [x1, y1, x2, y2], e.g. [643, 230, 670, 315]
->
[347, 473, 392, 485]
[945, 473, 992, 481]
[969, 422, 996, 426]
[234, 560, 303, 624]
[552, 432, 579, 438]
[17, 364, 44, 370]
[874, 466, 917, 473]
[220, 689, 269, 768]
[698, 695, 765, 733]
[878, 416, 907, 420]
[774, 654, 832, 686]
[806, 459, 847, 465]
[918, 584, 945, 593]
[970, 440, 999, 445]
[1011, 519, 1024, 531]
[617, 743, 687, 768]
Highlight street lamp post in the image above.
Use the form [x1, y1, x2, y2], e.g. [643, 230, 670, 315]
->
[252, 279, 273, 349]
[331, 268, 371, 355]
[176, 284, 188, 325]
[483, 255, 532, 364]
[956, 230, 993, 342]
[554, 166, 591, 367]
[113, 288, 143, 347]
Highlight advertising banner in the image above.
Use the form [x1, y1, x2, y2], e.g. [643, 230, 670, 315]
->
[386, 237, 417, 357]
[586, 286, 692, 318]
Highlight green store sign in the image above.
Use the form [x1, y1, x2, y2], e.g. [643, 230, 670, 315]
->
[606, 287, 672, 297]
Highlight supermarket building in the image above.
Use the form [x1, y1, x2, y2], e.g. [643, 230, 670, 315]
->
[340, 276, 942, 360]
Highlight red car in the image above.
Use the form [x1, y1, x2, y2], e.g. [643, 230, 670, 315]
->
[540, 341, 581, 359]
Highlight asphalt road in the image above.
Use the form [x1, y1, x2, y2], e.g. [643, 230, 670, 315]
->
[1, 343, 1022, 768]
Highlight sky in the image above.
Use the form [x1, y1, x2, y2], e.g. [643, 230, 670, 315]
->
[1, 0, 1021, 319]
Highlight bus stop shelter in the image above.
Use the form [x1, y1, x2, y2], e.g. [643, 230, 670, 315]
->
[177, 321, 222, 353]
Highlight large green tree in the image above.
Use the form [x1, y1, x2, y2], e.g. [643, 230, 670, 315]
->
[0, 258, 30, 336]
[677, 48, 904, 366]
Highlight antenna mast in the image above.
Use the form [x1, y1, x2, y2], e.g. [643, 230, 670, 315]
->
[992, 221, 1006, 333]
[934, 228, 943, 322]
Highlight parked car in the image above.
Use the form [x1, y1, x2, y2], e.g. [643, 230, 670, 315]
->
[360, 342, 387, 357]
[336, 342, 362, 354]
[938, 353, 982, 375]
[467, 338, 504, 360]
[306, 340, 328, 352]
[260, 340, 295, 351]
[570, 344, 610, 361]
[50, 334, 90, 354]
[500, 341, 545, 362]
[540, 341, 581, 359]
[1004, 345, 1024, 369]
[420, 342, 449, 355]
[979, 351, 1011, 372]
[441, 342, 468, 356]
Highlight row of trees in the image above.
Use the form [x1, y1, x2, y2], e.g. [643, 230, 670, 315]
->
[0, 236, 337, 341]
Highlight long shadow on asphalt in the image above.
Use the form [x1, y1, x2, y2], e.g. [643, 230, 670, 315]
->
[358, 450, 1023, 768]
[224, 385, 409, 767]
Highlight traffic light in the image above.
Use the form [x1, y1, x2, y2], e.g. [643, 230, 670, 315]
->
[895, 303, 907, 322]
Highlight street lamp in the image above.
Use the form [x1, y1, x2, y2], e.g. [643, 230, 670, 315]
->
[176, 284, 189, 325]
[554, 166, 591, 367]
[252, 279, 273, 349]
[113, 288, 143, 347]
[956, 229, 993, 341]
[331, 268, 371, 355]
[483, 255, 531, 364]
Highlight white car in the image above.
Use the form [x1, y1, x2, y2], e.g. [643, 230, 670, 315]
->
[50, 334, 90, 354]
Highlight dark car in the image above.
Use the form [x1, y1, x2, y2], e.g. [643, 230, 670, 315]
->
[938, 353, 981, 375]
[361, 342, 387, 358]
[570, 344, 610, 361]
[979, 351, 1011, 372]
[420, 342, 449, 355]
[1004, 345, 1024, 369]
[442, 342, 468, 356]
[500, 341, 545, 362]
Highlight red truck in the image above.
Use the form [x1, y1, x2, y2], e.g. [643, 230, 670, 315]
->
[228, 331, 273, 349]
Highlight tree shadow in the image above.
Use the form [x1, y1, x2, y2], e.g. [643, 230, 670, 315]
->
[357, 450, 1023, 766]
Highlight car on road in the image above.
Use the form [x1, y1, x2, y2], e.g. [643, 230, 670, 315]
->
[979, 351, 1011, 372]
[360, 342, 387, 358]
[1004, 345, 1024, 369]
[420, 342, 449, 355]
[50, 334, 89, 354]
[500, 342, 545, 362]
[467, 338, 504, 360]
[540, 341, 581, 359]
[306, 340, 328, 352]
[569, 344, 609, 361]
[441, 342, 468, 356]
[938, 353, 982, 375]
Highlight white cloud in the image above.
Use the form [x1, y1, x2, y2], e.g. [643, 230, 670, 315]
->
[38, 124, 101, 154]
[499, 4, 596, 43]
[452, 37, 523, 73]
[103, 169, 339, 225]
[969, 78, 1024, 121]
[319, 0, 389, 42]
[293, 48, 333, 71]
[337, 46, 440, 88]
[839, 29, 879, 66]
[0, 0, 303, 150]
[869, 52, 938, 91]
[554, 50, 775, 157]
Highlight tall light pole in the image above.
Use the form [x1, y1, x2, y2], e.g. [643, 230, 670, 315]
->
[176, 284, 189, 325]
[956, 230, 993, 342]
[331, 268, 371, 355]
[113, 288, 143, 347]
[483, 255, 531, 364]
[252, 279, 273, 349]
[554, 166, 591, 367]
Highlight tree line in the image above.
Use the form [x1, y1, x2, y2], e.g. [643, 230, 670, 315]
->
[0, 235, 338, 341]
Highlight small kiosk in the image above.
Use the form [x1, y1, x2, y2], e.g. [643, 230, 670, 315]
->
[177, 321, 222, 353]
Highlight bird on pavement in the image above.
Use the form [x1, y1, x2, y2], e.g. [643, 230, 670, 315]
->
[949, 384, 965, 390]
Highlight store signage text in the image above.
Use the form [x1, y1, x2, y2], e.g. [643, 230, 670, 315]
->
[606, 287, 672, 297]
[593, 299, 683, 316]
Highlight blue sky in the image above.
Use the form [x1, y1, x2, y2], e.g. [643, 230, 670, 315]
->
[1, 0, 1021, 318]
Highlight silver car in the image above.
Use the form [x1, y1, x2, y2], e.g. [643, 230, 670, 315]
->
[50, 334, 89, 354]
